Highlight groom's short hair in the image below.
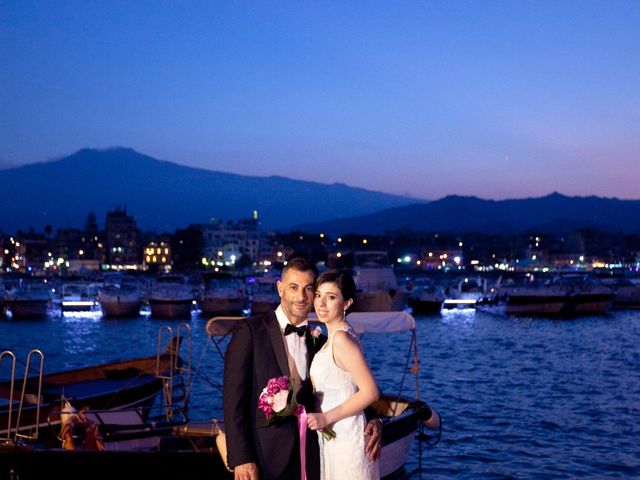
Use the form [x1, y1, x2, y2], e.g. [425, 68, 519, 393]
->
[282, 257, 318, 278]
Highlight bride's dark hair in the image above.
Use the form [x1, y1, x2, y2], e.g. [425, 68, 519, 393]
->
[315, 269, 356, 301]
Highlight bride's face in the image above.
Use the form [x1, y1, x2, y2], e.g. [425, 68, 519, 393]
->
[314, 282, 351, 324]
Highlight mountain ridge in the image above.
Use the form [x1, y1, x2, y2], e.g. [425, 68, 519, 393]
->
[296, 193, 640, 235]
[0, 148, 423, 232]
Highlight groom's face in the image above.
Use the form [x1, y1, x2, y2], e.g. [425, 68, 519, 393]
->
[277, 268, 315, 325]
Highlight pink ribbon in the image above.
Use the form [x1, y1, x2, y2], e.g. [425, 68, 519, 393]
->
[296, 405, 307, 480]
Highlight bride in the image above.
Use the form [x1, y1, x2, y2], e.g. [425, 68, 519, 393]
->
[307, 270, 380, 480]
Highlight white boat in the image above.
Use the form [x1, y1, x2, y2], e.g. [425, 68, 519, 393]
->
[200, 276, 246, 316]
[148, 275, 194, 319]
[478, 282, 567, 316]
[477, 275, 613, 316]
[442, 276, 485, 309]
[352, 252, 409, 312]
[4, 280, 55, 318]
[60, 282, 101, 314]
[98, 274, 143, 318]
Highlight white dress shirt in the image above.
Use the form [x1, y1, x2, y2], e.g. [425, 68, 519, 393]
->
[275, 305, 308, 380]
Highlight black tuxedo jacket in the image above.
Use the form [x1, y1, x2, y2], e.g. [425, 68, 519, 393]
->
[223, 311, 326, 480]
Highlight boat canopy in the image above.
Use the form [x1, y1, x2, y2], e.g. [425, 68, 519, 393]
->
[205, 316, 244, 337]
[345, 311, 416, 334]
[205, 311, 416, 338]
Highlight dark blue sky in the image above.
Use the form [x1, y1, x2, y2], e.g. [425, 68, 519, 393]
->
[1, 1, 639, 199]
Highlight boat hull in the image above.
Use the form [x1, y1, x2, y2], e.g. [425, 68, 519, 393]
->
[0, 355, 173, 439]
[4, 300, 51, 318]
[372, 396, 432, 478]
[200, 297, 245, 316]
[149, 300, 192, 319]
[409, 298, 443, 315]
[100, 299, 142, 318]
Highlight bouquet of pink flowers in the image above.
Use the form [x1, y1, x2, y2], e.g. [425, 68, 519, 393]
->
[258, 375, 335, 441]
[258, 375, 296, 421]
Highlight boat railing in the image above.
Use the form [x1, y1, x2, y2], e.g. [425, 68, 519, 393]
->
[155, 324, 192, 421]
[14, 349, 45, 442]
[0, 351, 17, 443]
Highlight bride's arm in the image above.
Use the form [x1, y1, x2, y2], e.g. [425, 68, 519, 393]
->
[307, 331, 379, 430]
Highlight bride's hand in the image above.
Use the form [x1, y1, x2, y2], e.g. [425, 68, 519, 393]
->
[306, 412, 328, 431]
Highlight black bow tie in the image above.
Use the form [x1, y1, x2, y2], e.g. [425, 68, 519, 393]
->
[284, 323, 307, 337]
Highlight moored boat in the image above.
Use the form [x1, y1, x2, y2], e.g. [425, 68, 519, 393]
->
[408, 277, 445, 314]
[248, 274, 280, 315]
[352, 252, 409, 312]
[477, 275, 614, 317]
[600, 277, 640, 309]
[148, 275, 194, 319]
[199, 275, 246, 316]
[0, 340, 183, 441]
[98, 273, 143, 318]
[3, 280, 55, 319]
[60, 282, 101, 314]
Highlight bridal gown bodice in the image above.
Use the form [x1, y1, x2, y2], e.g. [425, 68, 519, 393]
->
[309, 324, 379, 480]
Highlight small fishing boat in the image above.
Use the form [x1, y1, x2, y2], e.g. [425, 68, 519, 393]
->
[0, 325, 231, 480]
[0, 336, 184, 441]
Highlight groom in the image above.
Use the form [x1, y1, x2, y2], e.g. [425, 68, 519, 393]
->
[223, 257, 382, 480]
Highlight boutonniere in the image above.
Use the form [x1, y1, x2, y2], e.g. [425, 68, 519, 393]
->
[310, 325, 323, 345]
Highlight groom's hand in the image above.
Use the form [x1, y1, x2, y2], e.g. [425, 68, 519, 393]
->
[234, 462, 258, 480]
[364, 418, 383, 461]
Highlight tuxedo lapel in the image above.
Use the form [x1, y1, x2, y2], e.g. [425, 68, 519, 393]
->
[263, 311, 290, 377]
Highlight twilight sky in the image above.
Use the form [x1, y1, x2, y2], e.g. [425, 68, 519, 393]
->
[1, 1, 639, 200]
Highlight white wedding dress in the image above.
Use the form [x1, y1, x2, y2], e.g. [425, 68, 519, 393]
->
[309, 324, 379, 480]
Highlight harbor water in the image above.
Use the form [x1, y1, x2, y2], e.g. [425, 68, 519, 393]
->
[1, 308, 639, 479]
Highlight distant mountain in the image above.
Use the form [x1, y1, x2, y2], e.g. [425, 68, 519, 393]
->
[297, 193, 640, 235]
[0, 148, 422, 233]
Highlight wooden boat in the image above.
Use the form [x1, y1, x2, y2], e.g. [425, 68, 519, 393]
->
[0, 417, 232, 480]
[0, 340, 181, 440]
